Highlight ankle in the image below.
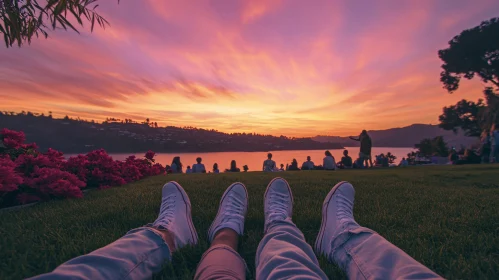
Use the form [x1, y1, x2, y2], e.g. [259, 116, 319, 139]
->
[211, 228, 239, 251]
[149, 227, 176, 252]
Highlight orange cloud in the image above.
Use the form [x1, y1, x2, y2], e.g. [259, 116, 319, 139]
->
[1, 0, 498, 137]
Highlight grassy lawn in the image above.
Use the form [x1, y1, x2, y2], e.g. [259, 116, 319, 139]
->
[1, 165, 498, 279]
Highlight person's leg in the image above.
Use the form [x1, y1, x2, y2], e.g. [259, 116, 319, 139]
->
[255, 178, 327, 280]
[315, 182, 442, 279]
[494, 146, 499, 163]
[490, 145, 496, 163]
[194, 183, 248, 280]
[30, 182, 198, 280]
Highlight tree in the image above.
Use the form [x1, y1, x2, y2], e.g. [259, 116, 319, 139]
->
[438, 17, 499, 136]
[0, 0, 118, 48]
[414, 136, 449, 157]
[438, 17, 499, 92]
[439, 99, 485, 137]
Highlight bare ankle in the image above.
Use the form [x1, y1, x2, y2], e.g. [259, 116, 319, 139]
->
[211, 228, 239, 251]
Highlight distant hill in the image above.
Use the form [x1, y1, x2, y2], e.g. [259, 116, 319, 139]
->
[314, 124, 478, 148]
[0, 113, 343, 153]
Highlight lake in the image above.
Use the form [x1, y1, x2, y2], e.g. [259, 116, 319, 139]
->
[108, 147, 416, 172]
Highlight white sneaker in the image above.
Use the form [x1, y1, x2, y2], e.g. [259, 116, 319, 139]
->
[315, 181, 357, 259]
[264, 177, 294, 232]
[152, 182, 198, 249]
[208, 183, 248, 242]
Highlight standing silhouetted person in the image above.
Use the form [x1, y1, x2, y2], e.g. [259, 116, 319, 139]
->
[350, 130, 373, 168]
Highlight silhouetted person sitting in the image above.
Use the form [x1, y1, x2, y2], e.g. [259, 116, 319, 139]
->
[456, 149, 481, 165]
[375, 154, 384, 166]
[226, 160, 241, 172]
[323, 150, 337, 170]
[301, 156, 315, 170]
[399, 158, 409, 167]
[279, 164, 285, 171]
[382, 156, 389, 167]
[213, 163, 220, 173]
[288, 159, 300, 171]
[263, 153, 276, 172]
[186, 166, 192, 173]
[165, 165, 173, 174]
[192, 157, 206, 173]
[171, 156, 183, 173]
[339, 150, 353, 169]
[449, 150, 459, 164]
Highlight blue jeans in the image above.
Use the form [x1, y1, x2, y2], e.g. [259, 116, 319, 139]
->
[30, 227, 171, 279]
[31, 222, 442, 279]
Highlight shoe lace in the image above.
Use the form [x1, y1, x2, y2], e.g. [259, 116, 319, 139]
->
[158, 194, 176, 225]
[221, 193, 245, 223]
[266, 191, 289, 220]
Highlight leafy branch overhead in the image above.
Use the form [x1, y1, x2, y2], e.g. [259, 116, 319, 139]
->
[438, 17, 499, 92]
[0, 0, 119, 47]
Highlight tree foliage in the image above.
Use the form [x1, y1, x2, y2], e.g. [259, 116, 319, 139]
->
[438, 17, 499, 136]
[439, 99, 485, 137]
[414, 136, 449, 157]
[0, 0, 117, 48]
[439, 88, 499, 137]
[438, 17, 499, 92]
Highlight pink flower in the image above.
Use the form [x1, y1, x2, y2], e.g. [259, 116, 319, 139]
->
[45, 148, 65, 166]
[0, 157, 23, 192]
[1, 128, 25, 149]
[15, 154, 55, 176]
[21, 143, 38, 150]
[25, 167, 85, 199]
[1, 128, 166, 207]
[145, 150, 155, 161]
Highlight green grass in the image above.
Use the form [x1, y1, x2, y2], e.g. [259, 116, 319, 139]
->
[1, 165, 498, 279]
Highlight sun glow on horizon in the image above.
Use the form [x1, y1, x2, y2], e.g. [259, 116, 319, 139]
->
[1, 0, 498, 137]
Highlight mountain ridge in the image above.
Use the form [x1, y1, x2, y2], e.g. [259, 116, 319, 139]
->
[313, 124, 477, 148]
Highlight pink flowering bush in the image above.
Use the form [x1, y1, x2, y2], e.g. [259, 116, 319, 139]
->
[145, 150, 155, 161]
[0, 128, 165, 208]
[23, 167, 86, 199]
[1, 128, 25, 149]
[0, 157, 23, 192]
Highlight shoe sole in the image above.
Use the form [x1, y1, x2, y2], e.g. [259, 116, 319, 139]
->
[264, 177, 294, 217]
[208, 182, 249, 239]
[167, 181, 199, 245]
[314, 181, 350, 256]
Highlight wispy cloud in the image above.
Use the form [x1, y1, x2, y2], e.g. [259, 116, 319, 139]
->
[1, 0, 498, 136]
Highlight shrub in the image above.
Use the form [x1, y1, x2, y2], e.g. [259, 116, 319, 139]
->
[0, 128, 165, 208]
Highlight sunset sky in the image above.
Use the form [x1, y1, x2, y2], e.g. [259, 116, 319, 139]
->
[1, 0, 499, 137]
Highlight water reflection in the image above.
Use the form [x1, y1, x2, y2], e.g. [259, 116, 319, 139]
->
[107, 147, 415, 172]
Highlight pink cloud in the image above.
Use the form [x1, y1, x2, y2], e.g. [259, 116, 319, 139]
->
[0, 0, 498, 137]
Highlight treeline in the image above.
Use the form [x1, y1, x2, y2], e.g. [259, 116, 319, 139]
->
[0, 112, 343, 153]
